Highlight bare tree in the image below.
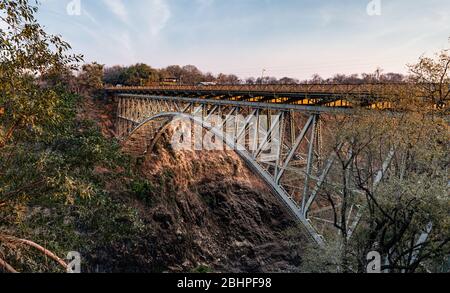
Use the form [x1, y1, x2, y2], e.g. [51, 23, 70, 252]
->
[317, 97, 449, 273]
[408, 50, 450, 109]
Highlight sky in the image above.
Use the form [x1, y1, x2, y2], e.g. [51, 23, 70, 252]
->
[36, 0, 450, 80]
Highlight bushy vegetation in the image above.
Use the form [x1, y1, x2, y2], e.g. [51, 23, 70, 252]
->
[299, 55, 450, 272]
[0, 0, 145, 273]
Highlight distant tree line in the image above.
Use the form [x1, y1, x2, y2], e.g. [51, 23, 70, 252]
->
[101, 63, 407, 86]
[51, 63, 408, 94]
[102, 64, 240, 86]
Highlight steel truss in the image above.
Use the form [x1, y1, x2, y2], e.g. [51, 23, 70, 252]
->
[114, 94, 391, 246]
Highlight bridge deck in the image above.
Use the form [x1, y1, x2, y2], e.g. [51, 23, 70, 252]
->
[105, 84, 406, 109]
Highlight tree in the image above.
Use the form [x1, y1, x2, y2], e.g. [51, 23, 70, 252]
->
[203, 72, 215, 82]
[0, 0, 122, 273]
[245, 77, 256, 85]
[216, 73, 240, 84]
[77, 62, 104, 95]
[303, 71, 450, 273]
[162, 65, 184, 80]
[0, 0, 82, 272]
[0, 0, 82, 148]
[408, 50, 450, 109]
[381, 72, 405, 83]
[40, 65, 76, 91]
[256, 76, 278, 85]
[103, 65, 127, 86]
[310, 74, 324, 84]
[181, 65, 203, 84]
[300, 107, 449, 273]
[103, 64, 160, 86]
[300, 48, 450, 273]
[326, 74, 362, 84]
[278, 77, 299, 84]
[121, 63, 158, 86]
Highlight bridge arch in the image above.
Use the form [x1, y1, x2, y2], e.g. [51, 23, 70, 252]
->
[110, 91, 410, 249]
[122, 111, 326, 246]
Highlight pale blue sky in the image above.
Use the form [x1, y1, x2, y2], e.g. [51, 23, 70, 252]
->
[37, 0, 450, 79]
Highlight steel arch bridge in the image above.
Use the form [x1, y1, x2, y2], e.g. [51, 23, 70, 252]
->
[107, 85, 396, 246]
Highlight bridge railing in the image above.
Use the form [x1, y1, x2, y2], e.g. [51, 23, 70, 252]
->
[104, 83, 411, 94]
[105, 84, 448, 110]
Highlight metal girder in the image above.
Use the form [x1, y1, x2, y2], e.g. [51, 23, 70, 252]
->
[301, 115, 318, 212]
[205, 105, 219, 121]
[274, 113, 285, 179]
[254, 114, 282, 159]
[276, 116, 315, 184]
[118, 94, 351, 114]
[304, 152, 338, 216]
[236, 109, 259, 143]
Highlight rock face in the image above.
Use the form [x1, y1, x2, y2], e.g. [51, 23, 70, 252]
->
[118, 128, 308, 273]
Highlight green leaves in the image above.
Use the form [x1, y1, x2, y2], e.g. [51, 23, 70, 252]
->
[77, 62, 104, 95]
[0, 0, 83, 148]
[0, 90, 133, 269]
[0, 1, 125, 219]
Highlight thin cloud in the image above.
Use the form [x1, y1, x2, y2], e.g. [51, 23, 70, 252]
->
[83, 9, 98, 25]
[35, 0, 450, 79]
[146, 0, 171, 36]
[102, 0, 128, 24]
